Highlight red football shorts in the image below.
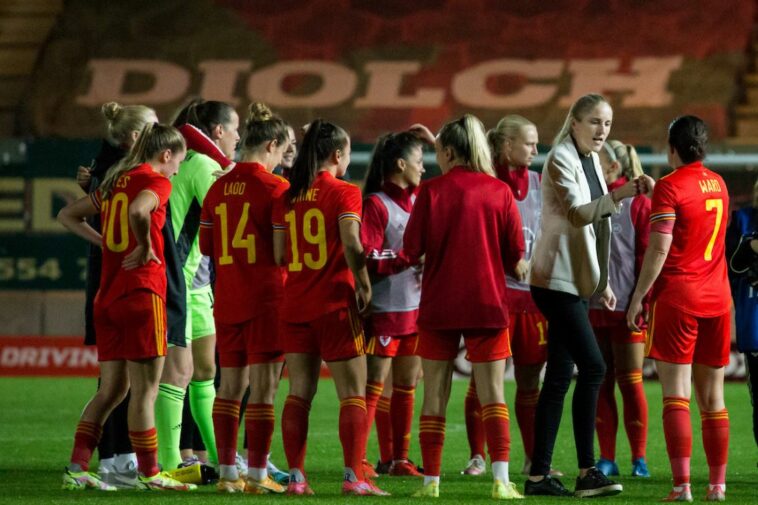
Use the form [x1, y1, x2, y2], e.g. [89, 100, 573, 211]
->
[646, 300, 730, 366]
[594, 324, 646, 345]
[590, 309, 646, 344]
[417, 327, 510, 363]
[366, 333, 418, 358]
[216, 308, 284, 367]
[281, 304, 365, 361]
[509, 312, 548, 366]
[94, 290, 167, 361]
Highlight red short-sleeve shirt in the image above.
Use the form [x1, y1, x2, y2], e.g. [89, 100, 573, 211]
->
[649, 161, 731, 317]
[91, 163, 171, 307]
[199, 162, 289, 324]
[273, 171, 362, 323]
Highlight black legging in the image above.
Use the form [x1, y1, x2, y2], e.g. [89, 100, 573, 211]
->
[746, 352, 758, 448]
[529, 286, 606, 476]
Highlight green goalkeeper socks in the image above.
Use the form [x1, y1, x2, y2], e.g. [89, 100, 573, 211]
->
[189, 378, 218, 465]
[155, 383, 185, 471]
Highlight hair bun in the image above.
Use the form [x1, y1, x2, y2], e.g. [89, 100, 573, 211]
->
[101, 102, 122, 121]
[247, 102, 272, 123]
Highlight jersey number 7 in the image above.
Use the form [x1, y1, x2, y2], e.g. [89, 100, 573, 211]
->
[704, 198, 723, 261]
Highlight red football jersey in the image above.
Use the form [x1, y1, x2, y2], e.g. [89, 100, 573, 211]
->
[199, 162, 288, 324]
[649, 161, 731, 317]
[273, 171, 362, 323]
[404, 166, 525, 330]
[91, 163, 171, 307]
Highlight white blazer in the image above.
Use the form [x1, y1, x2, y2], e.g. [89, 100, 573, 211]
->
[529, 136, 621, 298]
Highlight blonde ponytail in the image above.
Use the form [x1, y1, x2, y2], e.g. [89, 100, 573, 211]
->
[241, 101, 289, 153]
[101, 102, 156, 147]
[438, 114, 494, 176]
[99, 123, 185, 199]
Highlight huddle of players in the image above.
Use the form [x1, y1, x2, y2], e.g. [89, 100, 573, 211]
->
[57, 93, 730, 501]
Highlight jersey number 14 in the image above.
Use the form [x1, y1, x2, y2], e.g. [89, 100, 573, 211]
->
[215, 202, 256, 265]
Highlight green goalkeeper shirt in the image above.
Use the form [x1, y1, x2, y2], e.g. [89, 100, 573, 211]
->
[169, 149, 220, 290]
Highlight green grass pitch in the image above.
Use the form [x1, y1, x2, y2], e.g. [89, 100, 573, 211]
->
[0, 377, 756, 504]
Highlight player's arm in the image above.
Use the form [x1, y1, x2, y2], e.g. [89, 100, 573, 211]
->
[272, 191, 288, 267]
[501, 187, 527, 281]
[548, 149, 634, 227]
[273, 230, 286, 266]
[57, 194, 101, 246]
[626, 231, 672, 331]
[199, 198, 214, 256]
[340, 218, 371, 315]
[123, 189, 161, 270]
[402, 185, 428, 264]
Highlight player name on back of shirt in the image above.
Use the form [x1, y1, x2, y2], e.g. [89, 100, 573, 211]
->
[223, 181, 246, 195]
[293, 188, 320, 203]
[698, 178, 722, 194]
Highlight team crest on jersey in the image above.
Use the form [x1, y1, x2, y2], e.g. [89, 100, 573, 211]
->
[379, 336, 392, 347]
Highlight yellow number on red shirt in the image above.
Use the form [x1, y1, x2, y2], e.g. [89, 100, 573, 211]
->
[215, 202, 256, 266]
[285, 208, 327, 272]
[704, 198, 723, 261]
[101, 193, 129, 253]
[536, 321, 547, 346]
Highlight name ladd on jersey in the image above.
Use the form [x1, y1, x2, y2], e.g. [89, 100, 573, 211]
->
[698, 178, 722, 194]
[224, 181, 246, 195]
[293, 188, 319, 203]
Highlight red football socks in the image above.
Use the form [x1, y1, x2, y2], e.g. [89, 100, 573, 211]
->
[391, 384, 416, 461]
[212, 397, 241, 467]
[514, 388, 540, 460]
[129, 427, 159, 477]
[701, 409, 729, 485]
[375, 395, 394, 463]
[282, 395, 311, 474]
[419, 415, 446, 477]
[464, 380, 485, 457]
[618, 369, 648, 461]
[663, 396, 692, 486]
[339, 396, 367, 481]
[70, 420, 102, 471]
[246, 403, 275, 470]
[482, 403, 511, 462]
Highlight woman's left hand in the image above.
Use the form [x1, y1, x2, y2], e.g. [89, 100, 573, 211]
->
[122, 244, 161, 270]
[514, 258, 529, 283]
[599, 284, 616, 311]
[626, 295, 645, 332]
[635, 174, 656, 198]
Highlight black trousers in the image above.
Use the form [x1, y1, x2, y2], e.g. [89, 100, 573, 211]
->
[530, 286, 607, 475]
[746, 352, 758, 448]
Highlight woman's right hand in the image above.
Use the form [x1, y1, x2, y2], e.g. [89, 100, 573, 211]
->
[612, 177, 637, 202]
[408, 124, 436, 145]
[356, 284, 372, 316]
[76, 166, 91, 191]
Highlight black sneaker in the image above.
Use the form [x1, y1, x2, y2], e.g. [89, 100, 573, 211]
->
[525, 475, 573, 496]
[574, 467, 623, 497]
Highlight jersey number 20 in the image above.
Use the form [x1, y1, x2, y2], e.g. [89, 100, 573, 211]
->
[101, 193, 129, 253]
